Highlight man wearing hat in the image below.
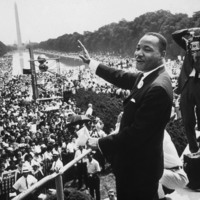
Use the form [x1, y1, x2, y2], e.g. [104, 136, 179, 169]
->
[13, 165, 37, 194]
[32, 161, 44, 181]
[50, 151, 63, 173]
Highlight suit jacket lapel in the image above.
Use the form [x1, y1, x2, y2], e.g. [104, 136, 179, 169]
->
[123, 67, 165, 106]
[143, 66, 165, 85]
[123, 72, 143, 105]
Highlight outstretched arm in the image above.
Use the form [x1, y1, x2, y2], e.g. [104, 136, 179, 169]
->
[78, 40, 91, 64]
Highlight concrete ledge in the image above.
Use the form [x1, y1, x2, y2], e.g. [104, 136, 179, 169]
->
[166, 187, 200, 200]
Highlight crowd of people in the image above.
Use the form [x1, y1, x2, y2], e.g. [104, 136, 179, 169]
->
[0, 53, 128, 200]
[0, 43, 187, 200]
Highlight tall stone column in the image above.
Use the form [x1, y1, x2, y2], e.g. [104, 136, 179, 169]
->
[14, 2, 24, 74]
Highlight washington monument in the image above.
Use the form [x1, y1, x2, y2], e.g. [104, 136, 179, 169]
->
[14, 1, 24, 74]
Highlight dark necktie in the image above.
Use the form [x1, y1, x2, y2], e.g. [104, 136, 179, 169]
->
[26, 178, 28, 189]
[80, 149, 83, 163]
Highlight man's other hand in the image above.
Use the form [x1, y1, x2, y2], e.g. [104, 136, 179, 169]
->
[78, 40, 91, 64]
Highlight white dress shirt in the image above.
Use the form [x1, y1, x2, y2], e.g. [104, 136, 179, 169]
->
[50, 159, 63, 172]
[87, 158, 101, 174]
[13, 174, 37, 193]
[163, 130, 182, 168]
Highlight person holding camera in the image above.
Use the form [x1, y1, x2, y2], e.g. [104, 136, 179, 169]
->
[172, 28, 200, 153]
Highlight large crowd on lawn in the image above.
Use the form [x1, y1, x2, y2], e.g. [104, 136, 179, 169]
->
[0, 52, 183, 200]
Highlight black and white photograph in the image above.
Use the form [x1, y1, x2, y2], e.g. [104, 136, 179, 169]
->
[0, 0, 200, 200]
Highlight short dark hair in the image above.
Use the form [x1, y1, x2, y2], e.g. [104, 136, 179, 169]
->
[145, 32, 167, 52]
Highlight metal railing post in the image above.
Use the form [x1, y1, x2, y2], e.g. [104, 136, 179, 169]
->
[55, 174, 64, 200]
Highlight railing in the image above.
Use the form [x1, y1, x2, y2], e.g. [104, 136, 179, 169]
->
[12, 148, 92, 200]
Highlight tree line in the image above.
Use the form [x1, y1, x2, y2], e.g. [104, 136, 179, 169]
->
[1, 10, 200, 59]
[0, 41, 9, 57]
[38, 10, 200, 59]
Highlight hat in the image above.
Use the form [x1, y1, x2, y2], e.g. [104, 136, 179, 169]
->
[41, 144, 46, 148]
[7, 147, 13, 151]
[53, 151, 59, 156]
[108, 189, 115, 195]
[22, 166, 30, 173]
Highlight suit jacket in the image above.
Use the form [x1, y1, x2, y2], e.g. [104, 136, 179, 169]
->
[97, 64, 173, 188]
[172, 29, 194, 94]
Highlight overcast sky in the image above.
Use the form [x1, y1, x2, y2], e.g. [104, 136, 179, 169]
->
[0, 0, 199, 45]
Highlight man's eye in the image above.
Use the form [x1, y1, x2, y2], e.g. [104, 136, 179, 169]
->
[144, 47, 152, 52]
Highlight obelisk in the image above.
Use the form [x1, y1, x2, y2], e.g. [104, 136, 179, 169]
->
[14, 2, 24, 74]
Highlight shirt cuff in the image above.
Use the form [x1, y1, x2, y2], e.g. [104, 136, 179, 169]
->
[89, 59, 100, 72]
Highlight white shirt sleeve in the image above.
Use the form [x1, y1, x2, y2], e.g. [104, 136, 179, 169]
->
[13, 179, 20, 190]
[89, 59, 100, 72]
[163, 130, 182, 168]
[95, 159, 101, 172]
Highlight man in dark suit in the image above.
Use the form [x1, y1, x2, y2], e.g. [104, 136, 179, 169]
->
[78, 32, 173, 200]
[172, 28, 200, 153]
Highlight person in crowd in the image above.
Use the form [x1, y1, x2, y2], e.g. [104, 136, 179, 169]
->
[74, 145, 88, 190]
[85, 103, 93, 117]
[24, 153, 33, 170]
[86, 152, 101, 200]
[6, 160, 17, 171]
[31, 160, 44, 181]
[16, 158, 24, 180]
[66, 137, 77, 163]
[157, 130, 189, 200]
[90, 119, 107, 172]
[78, 31, 173, 200]
[172, 28, 200, 153]
[13, 165, 37, 194]
[104, 189, 117, 200]
[50, 151, 63, 173]
[43, 145, 53, 161]
[0, 163, 9, 200]
[32, 152, 43, 165]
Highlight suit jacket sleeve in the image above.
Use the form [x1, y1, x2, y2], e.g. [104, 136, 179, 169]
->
[96, 64, 138, 90]
[172, 29, 189, 50]
[98, 85, 172, 159]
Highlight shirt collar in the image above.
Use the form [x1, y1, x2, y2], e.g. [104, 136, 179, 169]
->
[140, 63, 165, 80]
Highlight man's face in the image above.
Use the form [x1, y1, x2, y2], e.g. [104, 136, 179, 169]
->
[134, 35, 164, 72]
[108, 191, 116, 200]
[23, 172, 29, 177]
[53, 155, 58, 161]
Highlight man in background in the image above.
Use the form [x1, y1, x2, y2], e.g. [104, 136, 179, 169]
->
[86, 152, 101, 200]
[172, 28, 200, 153]
[157, 130, 189, 199]
[13, 165, 37, 198]
[104, 189, 117, 200]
